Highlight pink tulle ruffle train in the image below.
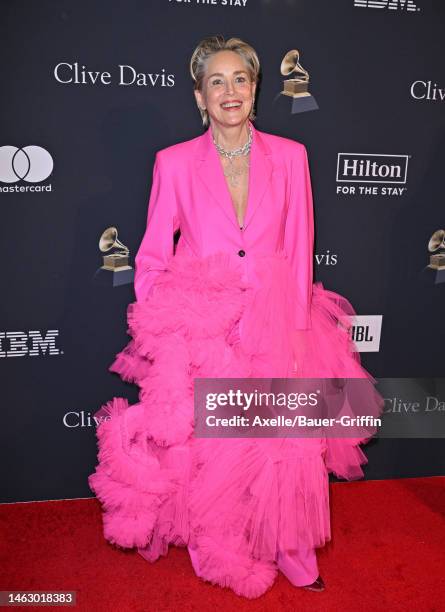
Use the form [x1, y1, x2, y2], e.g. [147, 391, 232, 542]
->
[88, 250, 384, 599]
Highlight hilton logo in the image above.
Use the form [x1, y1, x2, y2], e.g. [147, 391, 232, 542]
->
[354, 0, 420, 11]
[336, 153, 409, 196]
[0, 330, 61, 357]
[341, 315, 383, 352]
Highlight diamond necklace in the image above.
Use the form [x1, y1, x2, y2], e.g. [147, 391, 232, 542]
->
[212, 124, 252, 188]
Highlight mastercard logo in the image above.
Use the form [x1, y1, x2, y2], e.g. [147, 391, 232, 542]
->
[0, 145, 54, 183]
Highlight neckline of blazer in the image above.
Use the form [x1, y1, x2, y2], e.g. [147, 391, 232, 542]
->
[194, 120, 274, 231]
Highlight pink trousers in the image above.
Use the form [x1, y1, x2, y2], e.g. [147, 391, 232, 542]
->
[276, 547, 319, 586]
[188, 544, 319, 587]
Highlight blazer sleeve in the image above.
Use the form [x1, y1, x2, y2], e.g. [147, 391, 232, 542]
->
[284, 143, 314, 330]
[134, 150, 180, 302]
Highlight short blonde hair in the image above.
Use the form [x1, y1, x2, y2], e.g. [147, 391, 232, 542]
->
[189, 35, 260, 127]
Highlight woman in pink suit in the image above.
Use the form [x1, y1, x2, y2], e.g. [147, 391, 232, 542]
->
[89, 36, 383, 599]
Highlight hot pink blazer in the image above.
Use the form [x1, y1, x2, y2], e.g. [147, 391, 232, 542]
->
[134, 119, 314, 330]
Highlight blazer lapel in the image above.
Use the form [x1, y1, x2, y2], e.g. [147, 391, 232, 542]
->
[194, 119, 273, 230]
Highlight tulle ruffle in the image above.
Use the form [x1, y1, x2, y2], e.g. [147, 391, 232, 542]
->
[88, 249, 384, 599]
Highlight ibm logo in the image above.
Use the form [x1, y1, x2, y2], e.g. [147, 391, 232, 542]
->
[0, 330, 61, 357]
[354, 0, 420, 11]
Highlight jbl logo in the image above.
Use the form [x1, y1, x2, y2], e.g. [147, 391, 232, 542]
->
[340, 315, 383, 352]
[351, 325, 374, 342]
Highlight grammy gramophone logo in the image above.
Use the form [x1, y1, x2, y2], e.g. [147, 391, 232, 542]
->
[279, 49, 318, 114]
[425, 228, 445, 285]
[94, 226, 134, 287]
[427, 229, 445, 270]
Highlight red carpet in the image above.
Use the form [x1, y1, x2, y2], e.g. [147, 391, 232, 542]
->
[1, 477, 444, 611]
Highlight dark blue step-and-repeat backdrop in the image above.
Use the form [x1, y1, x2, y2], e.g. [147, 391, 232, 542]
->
[2, 0, 444, 503]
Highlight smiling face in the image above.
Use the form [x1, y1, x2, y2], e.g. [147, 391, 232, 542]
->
[194, 49, 256, 130]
